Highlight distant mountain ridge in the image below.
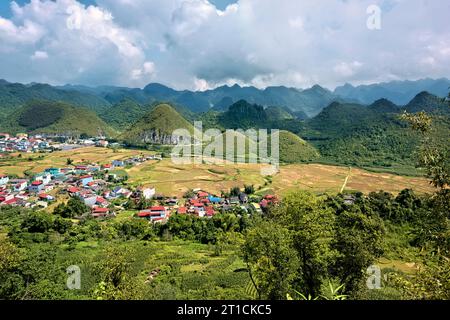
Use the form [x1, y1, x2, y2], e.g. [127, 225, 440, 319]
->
[334, 78, 450, 105]
[0, 80, 111, 118]
[0, 77, 448, 121]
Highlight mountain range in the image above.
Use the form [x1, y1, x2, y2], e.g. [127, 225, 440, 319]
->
[0, 78, 448, 169]
[335, 78, 450, 105]
[1, 78, 448, 120]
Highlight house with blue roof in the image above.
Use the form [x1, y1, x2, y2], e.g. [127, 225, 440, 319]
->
[208, 195, 222, 204]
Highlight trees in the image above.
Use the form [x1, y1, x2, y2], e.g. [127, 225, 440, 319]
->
[244, 191, 336, 299]
[92, 245, 146, 300]
[21, 212, 53, 233]
[242, 220, 298, 299]
[230, 187, 241, 197]
[331, 209, 385, 294]
[395, 95, 450, 299]
[244, 185, 255, 195]
[53, 197, 89, 218]
[115, 219, 151, 240]
[243, 190, 387, 299]
[275, 191, 336, 297]
[401, 111, 449, 190]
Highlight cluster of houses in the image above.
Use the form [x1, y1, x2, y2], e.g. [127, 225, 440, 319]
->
[0, 153, 161, 214]
[1, 134, 276, 222]
[0, 132, 133, 155]
[0, 133, 54, 153]
[136, 189, 279, 223]
[2, 156, 278, 221]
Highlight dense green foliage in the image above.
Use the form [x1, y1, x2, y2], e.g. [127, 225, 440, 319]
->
[0, 80, 110, 121]
[299, 94, 450, 169]
[18, 102, 64, 130]
[0, 100, 115, 137]
[1, 179, 447, 300]
[101, 99, 149, 130]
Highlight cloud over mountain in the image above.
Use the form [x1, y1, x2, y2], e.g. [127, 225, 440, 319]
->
[0, 0, 449, 89]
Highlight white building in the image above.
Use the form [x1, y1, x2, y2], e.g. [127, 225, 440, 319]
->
[0, 175, 9, 186]
[142, 187, 156, 200]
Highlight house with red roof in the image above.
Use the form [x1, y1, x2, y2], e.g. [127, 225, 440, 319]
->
[28, 181, 44, 193]
[205, 206, 216, 217]
[92, 207, 110, 218]
[197, 191, 209, 198]
[1, 197, 18, 206]
[138, 206, 167, 221]
[177, 207, 188, 214]
[67, 186, 80, 195]
[38, 193, 54, 201]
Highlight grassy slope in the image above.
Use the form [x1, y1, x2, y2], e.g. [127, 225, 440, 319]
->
[120, 104, 194, 144]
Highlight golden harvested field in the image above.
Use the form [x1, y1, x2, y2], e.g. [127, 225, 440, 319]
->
[273, 164, 435, 195]
[1, 147, 435, 197]
[126, 159, 267, 196]
[126, 160, 435, 197]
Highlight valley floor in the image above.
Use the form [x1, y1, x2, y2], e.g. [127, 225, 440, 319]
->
[0, 146, 435, 197]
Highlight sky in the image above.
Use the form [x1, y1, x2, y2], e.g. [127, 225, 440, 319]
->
[0, 0, 449, 91]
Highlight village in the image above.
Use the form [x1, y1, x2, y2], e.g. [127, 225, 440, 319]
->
[0, 133, 278, 223]
[0, 132, 114, 153]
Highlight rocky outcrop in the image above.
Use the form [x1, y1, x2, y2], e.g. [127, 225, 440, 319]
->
[139, 129, 190, 145]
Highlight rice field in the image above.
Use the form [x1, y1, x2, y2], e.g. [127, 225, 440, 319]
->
[0, 146, 435, 197]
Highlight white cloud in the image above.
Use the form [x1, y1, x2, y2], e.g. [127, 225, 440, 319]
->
[194, 78, 211, 91]
[31, 50, 48, 60]
[333, 61, 363, 78]
[288, 17, 304, 30]
[131, 61, 156, 80]
[0, 0, 449, 89]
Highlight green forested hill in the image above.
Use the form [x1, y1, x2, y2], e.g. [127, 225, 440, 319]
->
[101, 99, 149, 130]
[265, 106, 296, 121]
[0, 80, 111, 119]
[120, 104, 194, 145]
[404, 91, 450, 114]
[298, 93, 449, 169]
[0, 100, 115, 137]
[218, 100, 269, 129]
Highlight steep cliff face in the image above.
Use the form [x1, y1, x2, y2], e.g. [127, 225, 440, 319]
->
[138, 129, 189, 145]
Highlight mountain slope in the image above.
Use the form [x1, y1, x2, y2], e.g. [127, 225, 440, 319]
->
[0, 100, 115, 137]
[334, 78, 450, 105]
[101, 99, 148, 130]
[265, 106, 296, 121]
[278, 131, 319, 163]
[120, 104, 194, 145]
[404, 91, 449, 114]
[299, 93, 450, 167]
[219, 100, 269, 129]
[0, 80, 111, 118]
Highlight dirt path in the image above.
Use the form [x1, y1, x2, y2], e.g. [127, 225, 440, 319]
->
[340, 167, 352, 193]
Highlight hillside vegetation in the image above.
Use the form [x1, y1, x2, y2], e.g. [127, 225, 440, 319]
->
[0, 100, 115, 137]
[120, 104, 194, 145]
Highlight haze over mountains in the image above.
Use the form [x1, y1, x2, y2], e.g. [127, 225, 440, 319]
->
[1, 78, 449, 120]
